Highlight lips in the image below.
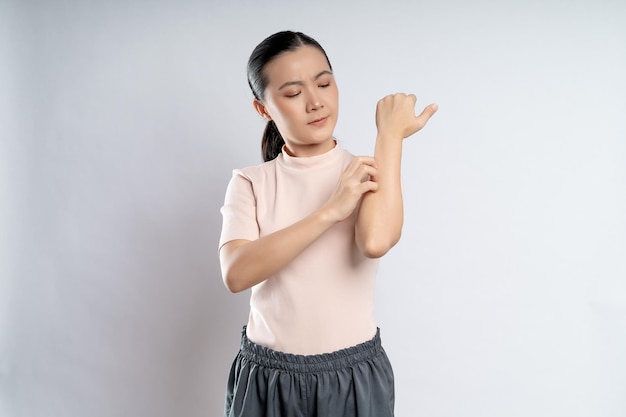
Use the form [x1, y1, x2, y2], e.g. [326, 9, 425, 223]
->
[308, 116, 328, 125]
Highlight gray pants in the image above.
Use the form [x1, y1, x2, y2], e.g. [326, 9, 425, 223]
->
[225, 327, 395, 417]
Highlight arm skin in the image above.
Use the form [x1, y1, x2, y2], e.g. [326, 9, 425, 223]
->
[220, 211, 336, 293]
[355, 94, 438, 258]
[220, 156, 379, 293]
[220, 94, 437, 292]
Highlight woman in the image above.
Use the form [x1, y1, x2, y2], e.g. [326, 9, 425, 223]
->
[219, 30, 437, 417]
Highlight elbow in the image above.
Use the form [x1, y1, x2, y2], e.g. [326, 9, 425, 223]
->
[223, 276, 247, 293]
[223, 278, 245, 293]
[220, 242, 256, 293]
[356, 221, 402, 259]
[361, 234, 400, 259]
[362, 243, 390, 259]
[221, 268, 249, 294]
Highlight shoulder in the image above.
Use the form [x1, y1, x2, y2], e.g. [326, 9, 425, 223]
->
[338, 145, 356, 168]
[223, 159, 280, 202]
[231, 158, 279, 182]
[340, 146, 355, 159]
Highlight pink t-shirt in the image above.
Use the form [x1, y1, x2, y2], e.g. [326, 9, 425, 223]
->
[219, 143, 379, 355]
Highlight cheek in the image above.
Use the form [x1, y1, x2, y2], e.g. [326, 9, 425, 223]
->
[271, 104, 302, 133]
[327, 87, 339, 107]
[278, 103, 302, 124]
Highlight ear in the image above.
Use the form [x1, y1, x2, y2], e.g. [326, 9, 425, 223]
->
[253, 99, 272, 121]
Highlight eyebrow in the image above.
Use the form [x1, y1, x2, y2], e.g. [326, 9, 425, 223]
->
[278, 70, 333, 91]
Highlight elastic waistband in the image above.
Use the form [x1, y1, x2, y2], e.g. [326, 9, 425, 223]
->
[238, 326, 383, 373]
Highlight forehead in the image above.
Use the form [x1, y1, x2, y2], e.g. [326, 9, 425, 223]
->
[264, 45, 331, 86]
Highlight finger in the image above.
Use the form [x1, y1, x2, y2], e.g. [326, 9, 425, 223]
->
[417, 103, 438, 120]
[413, 103, 438, 130]
[357, 179, 379, 195]
[354, 156, 377, 167]
[343, 157, 364, 176]
[354, 164, 378, 183]
[344, 156, 376, 177]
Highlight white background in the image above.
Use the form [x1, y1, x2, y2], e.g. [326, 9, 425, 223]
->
[1, 0, 625, 416]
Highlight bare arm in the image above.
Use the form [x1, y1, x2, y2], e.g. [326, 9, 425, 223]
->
[355, 94, 438, 258]
[220, 156, 379, 293]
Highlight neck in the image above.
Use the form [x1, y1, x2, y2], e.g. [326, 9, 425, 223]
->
[283, 139, 336, 158]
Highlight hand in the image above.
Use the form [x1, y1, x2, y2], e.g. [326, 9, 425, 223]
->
[322, 156, 378, 222]
[375, 93, 438, 139]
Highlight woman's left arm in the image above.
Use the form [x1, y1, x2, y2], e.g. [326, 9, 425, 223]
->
[355, 93, 438, 258]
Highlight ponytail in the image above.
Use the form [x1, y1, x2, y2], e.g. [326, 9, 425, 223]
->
[261, 120, 284, 162]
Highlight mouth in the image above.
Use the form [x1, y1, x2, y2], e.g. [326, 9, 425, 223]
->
[308, 116, 328, 126]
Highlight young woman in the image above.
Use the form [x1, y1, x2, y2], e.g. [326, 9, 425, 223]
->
[219, 31, 437, 417]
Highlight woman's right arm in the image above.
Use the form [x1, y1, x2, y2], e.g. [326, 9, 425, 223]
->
[220, 156, 378, 293]
[220, 211, 335, 293]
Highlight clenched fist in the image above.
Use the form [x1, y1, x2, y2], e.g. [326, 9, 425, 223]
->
[376, 93, 438, 139]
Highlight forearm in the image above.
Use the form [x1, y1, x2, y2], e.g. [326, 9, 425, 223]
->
[356, 94, 437, 258]
[220, 208, 337, 293]
[355, 134, 404, 258]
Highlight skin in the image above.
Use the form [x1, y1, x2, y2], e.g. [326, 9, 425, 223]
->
[220, 45, 437, 293]
[253, 45, 339, 157]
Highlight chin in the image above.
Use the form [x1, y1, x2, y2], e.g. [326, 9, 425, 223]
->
[313, 127, 336, 142]
[312, 136, 335, 147]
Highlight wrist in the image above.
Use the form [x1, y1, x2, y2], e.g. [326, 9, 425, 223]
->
[376, 131, 404, 143]
[315, 205, 340, 227]
[375, 133, 404, 154]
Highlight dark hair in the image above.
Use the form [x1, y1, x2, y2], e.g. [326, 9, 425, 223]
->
[247, 31, 332, 162]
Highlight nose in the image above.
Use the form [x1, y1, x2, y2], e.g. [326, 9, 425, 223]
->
[306, 89, 323, 113]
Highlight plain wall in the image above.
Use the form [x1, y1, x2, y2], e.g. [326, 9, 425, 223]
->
[1, 0, 625, 416]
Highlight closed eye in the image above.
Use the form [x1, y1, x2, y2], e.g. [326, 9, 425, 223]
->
[319, 83, 330, 88]
[286, 92, 301, 98]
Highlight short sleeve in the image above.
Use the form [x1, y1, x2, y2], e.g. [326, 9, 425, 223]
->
[218, 170, 260, 249]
